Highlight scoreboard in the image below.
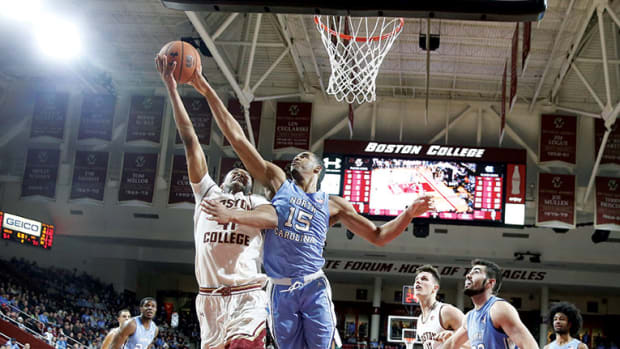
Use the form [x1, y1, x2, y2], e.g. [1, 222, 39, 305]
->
[322, 140, 527, 227]
[1, 211, 55, 249]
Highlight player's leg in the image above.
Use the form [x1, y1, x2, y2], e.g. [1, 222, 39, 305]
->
[196, 295, 227, 349]
[226, 290, 268, 349]
[267, 282, 304, 349]
[300, 277, 339, 349]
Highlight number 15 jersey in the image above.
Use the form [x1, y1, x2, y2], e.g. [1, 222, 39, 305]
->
[263, 180, 330, 278]
[191, 173, 270, 288]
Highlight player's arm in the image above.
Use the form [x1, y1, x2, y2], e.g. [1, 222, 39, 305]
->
[155, 54, 207, 183]
[110, 319, 137, 349]
[441, 325, 469, 349]
[201, 200, 278, 229]
[437, 305, 469, 348]
[329, 195, 431, 246]
[147, 327, 159, 349]
[490, 301, 539, 349]
[101, 328, 117, 349]
[577, 343, 588, 349]
[189, 72, 286, 192]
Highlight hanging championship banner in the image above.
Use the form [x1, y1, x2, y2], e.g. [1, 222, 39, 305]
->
[522, 22, 532, 71]
[21, 149, 60, 199]
[70, 151, 109, 201]
[175, 97, 212, 145]
[168, 154, 195, 206]
[118, 153, 158, 204]
[595, 176, 620, 231]
[78, 94, 116, 141]
[274, 102, 312, 150]
[594, 119, 620, 167]
[536, 173, 576, 229]
[30, 92, 69, 140]
[539, 114, 577, 166]
[219, 157, 246, 183]
[500, 61, 507, 145]
[225, 99, 262, 146]
[126, 96, 165, 143]
[509, 23, 519, 112]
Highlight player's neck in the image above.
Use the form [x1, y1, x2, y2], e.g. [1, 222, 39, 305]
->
[470, 291, 492, 309]
[294, 175, 317, 193]
[419, 295, 437, 315]
[140, 315, 151, 327]
[556, 333, 573, 345]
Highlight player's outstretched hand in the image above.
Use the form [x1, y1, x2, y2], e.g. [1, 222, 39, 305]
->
[435, 330, 454, 343]
[155, 54, 177, 90]
[201, 199, 234, 224]
[406, 195, 434, 219]
[188, 59, 207, 93]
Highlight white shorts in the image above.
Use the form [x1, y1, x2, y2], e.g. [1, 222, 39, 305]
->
[195, 284, 267, 349]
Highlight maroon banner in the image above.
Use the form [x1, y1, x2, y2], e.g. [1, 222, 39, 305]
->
[539, 114, 577, 165]
[536, 173, 576, 228]
[118, 153, 158, 203]
[522, 22, 531, 71]
[70, 151, 109, 201]
[30, 92, 68, 140]
[500, 61, 507, 145]
[594, 119, 620, 166]
[126, 96, 165, 143]
[224, 99, 262, 146]
[595, 177, 620, 229]
[510, 23, 519, 111]
[274, 102, 312, 150]
[219, 157, 246, 183]
[78, 94, 116, 141]
[168, 155, 195, 205]
[21, 149, 60, 199]
[175, 97, 212, 145]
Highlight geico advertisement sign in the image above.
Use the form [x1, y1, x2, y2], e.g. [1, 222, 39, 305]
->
[3, 213, 42, 237]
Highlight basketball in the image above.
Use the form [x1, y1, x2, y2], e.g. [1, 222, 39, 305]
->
[159, 41, 201, 84]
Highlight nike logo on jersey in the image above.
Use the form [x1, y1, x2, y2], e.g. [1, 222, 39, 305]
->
[203, 231, 250, 246]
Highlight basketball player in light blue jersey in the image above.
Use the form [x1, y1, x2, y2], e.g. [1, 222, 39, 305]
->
[544, 302, 587, 349]
[442, 259, 539, 349]
[187, 65, 433, 349]
[110, 297, 159, 349]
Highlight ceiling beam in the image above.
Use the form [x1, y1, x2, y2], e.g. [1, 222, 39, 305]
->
[570, 63, 606, 110]
[427, 105, 472, 144]
[274, 14, 309, 93]
[596, 6, 613, 107]
[212, 12, 239, 40]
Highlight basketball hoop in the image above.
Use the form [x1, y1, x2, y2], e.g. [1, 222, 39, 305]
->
[402, 328, 416, 349]
[314, 16, 404, 104]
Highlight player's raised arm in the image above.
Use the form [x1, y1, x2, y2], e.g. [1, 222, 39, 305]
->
[155, 54, 207, 183]
[491, 301, 539, 349]
[110, 319, 137, 349]
[202, 199, 278, 229]
[189, 72, 286, 192]
[329, 195, 432, 246]
[101, 329, 117, 349]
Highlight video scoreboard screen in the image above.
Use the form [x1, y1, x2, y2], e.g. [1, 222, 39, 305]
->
[322, 140, 527, 227]
[1, 211, 55, 249]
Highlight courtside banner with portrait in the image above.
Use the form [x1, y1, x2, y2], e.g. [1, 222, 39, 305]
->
[168, 154, 195, 207]
[225, 99, 262, 146]
[30, 91, 69, 141]
[118, 152, 158, 204]
[70, 151, 109, 202]
[78, 94, 116, 142]
[274, 102, 312, 150]
[21, 149, 60, 200]
[595, 176, 620, 231]
[322, 140, 526, 226]
[539, 114, 577, 167]
[126, 96, 165, 143]
[594, 119, 620, 168]
[175, 96, 212, 145]
[536, 173, 576, 229]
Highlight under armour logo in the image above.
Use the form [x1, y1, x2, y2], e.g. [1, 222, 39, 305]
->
[553, 117, 565, 129]
[289, 104, 299, 116]
[552, 176, 562, 189]
[170, 51, 179, 57]
[135, 156, 146, 168]
[191, 100, 202, 111]
[323, 157, 342, 170]
[355, 158, 363, 167]
[87, 154, 97, 166]
[609, 180, 618, 192]
[37, 151, 48, 163]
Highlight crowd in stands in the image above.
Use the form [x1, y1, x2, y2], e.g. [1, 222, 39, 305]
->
[0, 258, 198, 349]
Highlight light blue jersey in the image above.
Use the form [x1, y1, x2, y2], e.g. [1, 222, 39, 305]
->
[549, 339, 582, 349]
[125, 316, 157, 349]
[467, 296, 516, 349]
[264, 180, 330, 278]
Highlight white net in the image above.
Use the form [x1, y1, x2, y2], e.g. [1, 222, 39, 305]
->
[315, 16, 404, 104]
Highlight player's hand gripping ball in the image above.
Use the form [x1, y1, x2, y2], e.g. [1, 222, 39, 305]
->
[158, 41, 201, 84]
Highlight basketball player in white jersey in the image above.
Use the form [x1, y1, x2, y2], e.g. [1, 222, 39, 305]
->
[156, 54, 277, 349]
[102, 309, 131, 349]
[111, 298, 158, 349]
[544, 302, 587, 349]
[414, 265, 466, 349]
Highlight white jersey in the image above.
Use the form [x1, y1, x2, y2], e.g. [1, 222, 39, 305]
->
[416, 302, 446, 349]
[191, 173, 269, 287]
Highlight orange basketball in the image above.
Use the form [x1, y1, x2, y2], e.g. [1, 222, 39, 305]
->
[159, 41, 201, 84]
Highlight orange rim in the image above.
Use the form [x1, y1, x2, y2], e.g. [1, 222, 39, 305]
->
[314, 16, 404, 42]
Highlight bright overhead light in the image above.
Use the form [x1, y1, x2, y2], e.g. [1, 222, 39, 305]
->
[1, 0, 44, 22]
[35, 16, 82, 60]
